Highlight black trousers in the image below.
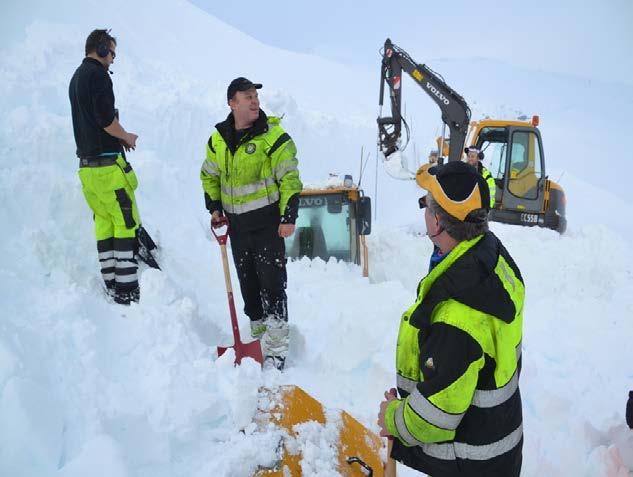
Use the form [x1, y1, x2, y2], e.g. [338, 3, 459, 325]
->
[229, 225, 288, 323]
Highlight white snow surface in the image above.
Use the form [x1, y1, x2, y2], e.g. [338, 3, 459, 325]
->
[1, 1, 632, 476]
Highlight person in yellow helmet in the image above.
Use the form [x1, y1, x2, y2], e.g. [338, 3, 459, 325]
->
[377, 161, 524, 477]
[465, 146, 496, 208]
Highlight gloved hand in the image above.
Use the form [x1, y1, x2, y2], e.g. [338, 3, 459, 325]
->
[211, 211, 227, 229]
[627, 391, 633, 429]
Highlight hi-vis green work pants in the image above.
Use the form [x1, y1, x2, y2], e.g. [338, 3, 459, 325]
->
[78, 154, 140, 303]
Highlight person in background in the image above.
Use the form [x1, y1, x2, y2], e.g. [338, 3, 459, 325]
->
[69, 29, 141, 305]
[465, 146, 496, 208]
[200, 77, 303, 370]
[627, 391, 633, 429]
[378, 161, 524, 476]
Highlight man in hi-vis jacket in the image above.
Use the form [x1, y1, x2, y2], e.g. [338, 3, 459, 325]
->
[201, 77, 302, 370]
[378, 161, 524, 476]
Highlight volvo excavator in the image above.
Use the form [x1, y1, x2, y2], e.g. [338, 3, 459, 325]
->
[377, 38, 566, 233]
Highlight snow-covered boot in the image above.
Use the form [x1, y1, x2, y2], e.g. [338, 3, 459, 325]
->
[262, 317, 289, 370]
[264, 356, 286, 371]
[250, 319, 266, 339]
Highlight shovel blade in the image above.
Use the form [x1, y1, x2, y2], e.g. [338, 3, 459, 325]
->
[217, 338, 264, 367]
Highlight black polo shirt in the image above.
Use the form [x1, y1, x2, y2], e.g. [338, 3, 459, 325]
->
[68, 58, 122, 158]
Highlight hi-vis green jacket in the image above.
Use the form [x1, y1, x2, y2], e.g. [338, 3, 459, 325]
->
[200, 110, 302, 231]
[386, 232, 524, 477]
[479, 163, 496, 208]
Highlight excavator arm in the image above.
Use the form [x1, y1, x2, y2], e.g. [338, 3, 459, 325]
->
[378, 38, 471, 163]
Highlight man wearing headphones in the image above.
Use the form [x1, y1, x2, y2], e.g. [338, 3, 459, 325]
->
[465, 146, 496, 208]
[69, 29, 141, 305]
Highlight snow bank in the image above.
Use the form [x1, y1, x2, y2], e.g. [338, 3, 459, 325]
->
[0, 0, 632, 476]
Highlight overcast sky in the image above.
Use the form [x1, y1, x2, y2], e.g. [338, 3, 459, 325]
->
[2, 0, 631, 84]
[191, 0, 633, 85]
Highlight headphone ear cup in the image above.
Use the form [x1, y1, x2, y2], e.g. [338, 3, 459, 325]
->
[478, 151, 485, 161]
[96, 41, 109, 58]
[96, 32, 110, 58]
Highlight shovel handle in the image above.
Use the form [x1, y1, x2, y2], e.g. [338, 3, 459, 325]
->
[218, 243, 235, 297]
[211, 217, 242, 347]
[211, 216, 230, 245]
[385, 438, 397, 477]
[217, 241, 242, 348]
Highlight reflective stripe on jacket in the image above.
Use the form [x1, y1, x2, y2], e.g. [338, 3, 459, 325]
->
[480, 164, 496, 208]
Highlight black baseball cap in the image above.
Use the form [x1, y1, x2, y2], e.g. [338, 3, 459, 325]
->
[227, 77, 262, 102]
[416, 161, 490, 221]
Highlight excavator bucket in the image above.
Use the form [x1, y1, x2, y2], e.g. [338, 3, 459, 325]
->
[254, 385, 393, 477]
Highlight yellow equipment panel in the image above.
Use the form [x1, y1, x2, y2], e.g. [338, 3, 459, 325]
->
[254, 385, 385, 476]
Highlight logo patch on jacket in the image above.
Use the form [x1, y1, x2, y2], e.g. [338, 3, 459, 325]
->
[245, 143, 256, 154]
[424, 357, 435, 370]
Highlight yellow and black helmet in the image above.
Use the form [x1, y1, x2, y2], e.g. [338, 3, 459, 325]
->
[416, 161, 490, 222]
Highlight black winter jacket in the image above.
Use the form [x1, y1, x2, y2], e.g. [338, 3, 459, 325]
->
[69, 58, 122, 158]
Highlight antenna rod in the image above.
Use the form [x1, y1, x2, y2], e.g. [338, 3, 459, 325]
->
[358, 146, 364, 187]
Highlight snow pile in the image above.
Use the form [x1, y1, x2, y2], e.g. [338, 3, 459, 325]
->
[381, 151, 417, 181]
[303, 174, 354, 191]
[0, 0, 632, 476]
[289, 411, 342, 477]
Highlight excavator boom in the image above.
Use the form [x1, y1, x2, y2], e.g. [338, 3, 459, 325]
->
[378, 38, 471, 163]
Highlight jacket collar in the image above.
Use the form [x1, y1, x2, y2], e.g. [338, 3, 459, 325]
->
[215, 109, 269, 150]
[83, 57, 107, 70]
[409, 232, 502, 328]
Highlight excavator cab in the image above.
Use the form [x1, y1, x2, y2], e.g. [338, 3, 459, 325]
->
[285, 180, 371, 274]
[474, 123, 545, 203]
[468, 118, 566, 232]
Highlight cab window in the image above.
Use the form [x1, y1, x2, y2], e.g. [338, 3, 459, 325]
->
[285, 194, 352, 262]
[508, 131, 543, 199]
[476, 127, 507, 180]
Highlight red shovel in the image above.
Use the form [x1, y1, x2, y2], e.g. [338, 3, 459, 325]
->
[211, 217, 264, 367]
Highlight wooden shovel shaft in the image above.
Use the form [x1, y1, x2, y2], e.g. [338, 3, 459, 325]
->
[385, 438, 397, 477]
[361, 234, 369, 278]
[219, 242, 242, 347]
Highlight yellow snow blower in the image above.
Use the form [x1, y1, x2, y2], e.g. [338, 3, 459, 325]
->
[254, 386, 395, 476]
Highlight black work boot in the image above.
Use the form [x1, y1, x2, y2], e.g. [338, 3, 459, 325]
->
[114, 287, 140, 305]
[104, 280, 116, 301]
